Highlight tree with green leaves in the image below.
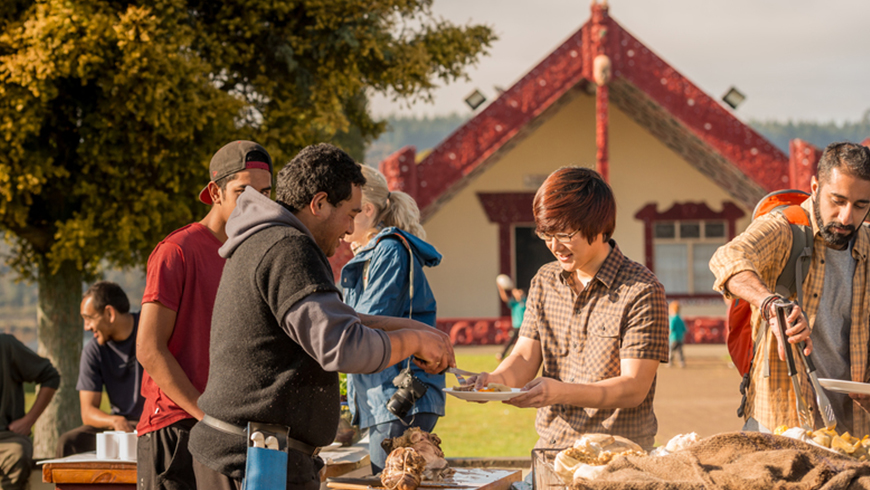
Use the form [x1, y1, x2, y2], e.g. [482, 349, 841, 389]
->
[0, 0, 494, 455]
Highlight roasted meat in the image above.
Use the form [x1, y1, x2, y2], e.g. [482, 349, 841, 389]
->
[381, 447, 427, 490]
[382, 427, 455, 480]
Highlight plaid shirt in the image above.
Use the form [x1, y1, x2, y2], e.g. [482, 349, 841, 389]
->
[520, 241, 669, 450]
[710, 198, 870, 434]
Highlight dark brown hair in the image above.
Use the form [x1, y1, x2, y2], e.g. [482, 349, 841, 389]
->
[276, 144, 366, 212]
[818, 141, 870, 184]
[83, 281, 130, 314]
[533, 166, 616, 245]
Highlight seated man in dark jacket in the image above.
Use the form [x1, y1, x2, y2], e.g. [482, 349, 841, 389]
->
[189, 143, 455, 490]
[0, 334, 59, 490]
[56, 281, 144, 457]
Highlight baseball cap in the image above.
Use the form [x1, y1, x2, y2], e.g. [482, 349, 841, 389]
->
[199, 140, 274, 205]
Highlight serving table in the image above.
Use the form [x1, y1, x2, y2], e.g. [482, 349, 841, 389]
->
[40, 444, 372, 489]
[326, 468, 523, 490]
[41, 454, 135, 489]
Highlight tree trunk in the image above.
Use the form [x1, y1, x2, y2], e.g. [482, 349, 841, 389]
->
[34, 259, 83, 458]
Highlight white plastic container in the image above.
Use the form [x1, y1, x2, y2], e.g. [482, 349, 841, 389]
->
[96, 432, 118, 460]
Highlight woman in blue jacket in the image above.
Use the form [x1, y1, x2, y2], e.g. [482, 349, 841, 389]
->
[341, 165, 445, 474]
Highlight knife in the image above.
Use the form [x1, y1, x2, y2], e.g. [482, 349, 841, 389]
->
[774, 301, 813, 431]
[795, 340, 837, 430]
[446, 368, 479, 386]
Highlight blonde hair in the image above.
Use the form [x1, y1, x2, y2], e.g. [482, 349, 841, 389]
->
[360, 165, 426, 240]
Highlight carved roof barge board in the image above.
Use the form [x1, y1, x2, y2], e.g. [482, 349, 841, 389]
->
[379, 3, 792, 217]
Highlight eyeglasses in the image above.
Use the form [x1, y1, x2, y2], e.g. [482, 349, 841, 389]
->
[536, 229, 581, 244]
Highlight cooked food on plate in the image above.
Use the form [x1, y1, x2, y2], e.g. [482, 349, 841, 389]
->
[452, 382, 512, 392]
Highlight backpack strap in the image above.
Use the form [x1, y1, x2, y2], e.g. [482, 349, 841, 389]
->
[361, 234, 415, 319]
[774, 221, 813, 300]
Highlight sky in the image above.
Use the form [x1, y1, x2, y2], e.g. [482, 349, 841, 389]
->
[369, 0, 870, 124]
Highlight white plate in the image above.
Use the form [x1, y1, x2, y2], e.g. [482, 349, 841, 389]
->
[442, 387, 524, 402]
[818, 378, 870, 395]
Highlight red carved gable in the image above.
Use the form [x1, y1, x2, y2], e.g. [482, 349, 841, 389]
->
[789, 139, 822, 192]
[379, 6, 796, 217]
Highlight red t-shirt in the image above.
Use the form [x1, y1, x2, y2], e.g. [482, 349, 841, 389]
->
[137, 222, 225, 435]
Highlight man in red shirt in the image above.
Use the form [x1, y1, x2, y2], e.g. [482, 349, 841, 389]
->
[136, 141, 273, 490]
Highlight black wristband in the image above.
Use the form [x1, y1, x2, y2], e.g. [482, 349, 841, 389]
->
[760, 294, 782, 322]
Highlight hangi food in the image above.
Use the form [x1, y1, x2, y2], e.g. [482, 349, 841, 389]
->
[382, 427, 455, 481]
[453, 382, 512, 393]
[775, 425, 870, 460]
[553, 434, 646, 482]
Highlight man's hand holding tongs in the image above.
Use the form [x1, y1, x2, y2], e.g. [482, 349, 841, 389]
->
[766, 299, 813, 361]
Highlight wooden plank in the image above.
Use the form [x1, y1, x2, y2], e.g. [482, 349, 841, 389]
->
[326, 468, 521, 490]
[474, 469, 521, 490]
[43, 462, 137, 484]
[55, 485, 134, 490]
[321, 454, 371, 481]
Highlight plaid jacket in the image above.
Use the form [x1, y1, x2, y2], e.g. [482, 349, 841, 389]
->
[710, 198, 870, 434]
[520, 241, 669, 450]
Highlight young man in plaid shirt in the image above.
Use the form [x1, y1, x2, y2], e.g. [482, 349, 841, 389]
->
[475, 166, 669, 450]
[710, 142, 870, 435]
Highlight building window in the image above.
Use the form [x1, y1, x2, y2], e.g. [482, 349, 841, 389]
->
[634, 202, 745, 298]
[652, 220, 726, 295]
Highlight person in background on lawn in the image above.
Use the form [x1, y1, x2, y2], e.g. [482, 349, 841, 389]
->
[473, 166, 668, 451]
[56, 281, 144, 457]
[496, 279, 526, 361]
[340, 165, 445, 475]
[668, 301, 686, 368]
[0, 334, 59, 490]
[136, 141, 273, 490]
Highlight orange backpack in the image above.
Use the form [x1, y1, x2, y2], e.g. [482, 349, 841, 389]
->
[727, 190, 813, 417]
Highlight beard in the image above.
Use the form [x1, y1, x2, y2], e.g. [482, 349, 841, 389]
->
[813, 197, 856, 249]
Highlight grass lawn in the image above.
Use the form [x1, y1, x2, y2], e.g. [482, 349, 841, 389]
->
[435, 347, 539, 457]
[24, 348, 536, 457]
[25, 386, 111, 414]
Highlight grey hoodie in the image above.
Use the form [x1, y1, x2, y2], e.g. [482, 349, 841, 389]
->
[190, 187, 392, 482]
[220, 187, 391, 374]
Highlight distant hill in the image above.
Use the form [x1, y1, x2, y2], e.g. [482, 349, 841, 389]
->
[364, 111, 870, 165]
[364, 113, 468, 164]
[749, 109, 870, 153]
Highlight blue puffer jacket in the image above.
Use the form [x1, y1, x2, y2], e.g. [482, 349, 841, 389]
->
[340, 227, 445, 428]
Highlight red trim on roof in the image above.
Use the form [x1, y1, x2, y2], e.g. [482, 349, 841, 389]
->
[605, 18, 789, 192]
[408, 29, 586, 218]
[379, 7, 793, 217]
[788, 139, 822, 193]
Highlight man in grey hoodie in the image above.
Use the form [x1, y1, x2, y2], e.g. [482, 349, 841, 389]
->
[189, 143, 455, 490]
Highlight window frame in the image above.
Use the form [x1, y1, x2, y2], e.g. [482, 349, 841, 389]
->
[652, 219, 727, 295]
[635, 202, 745, 299]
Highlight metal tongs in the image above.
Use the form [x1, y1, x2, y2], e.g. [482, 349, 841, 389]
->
[774, 301, 814, 431]
[773, 300, 837, 431]
[795, 338, 837, 431]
